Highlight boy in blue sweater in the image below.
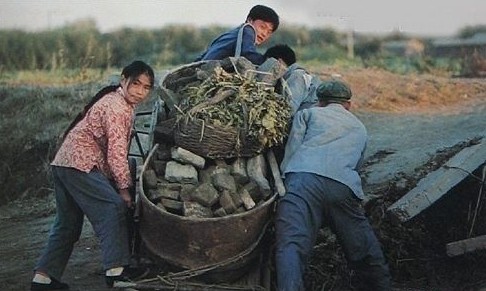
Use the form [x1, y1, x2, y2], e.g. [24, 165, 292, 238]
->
[195, 5, 279, 65]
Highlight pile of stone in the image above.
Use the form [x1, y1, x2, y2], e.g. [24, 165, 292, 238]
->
[142, 143, 276, 218]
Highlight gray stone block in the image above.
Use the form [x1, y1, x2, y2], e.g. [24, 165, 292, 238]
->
[143, 169, 158, 189]
[164, 161, 198, 184]
[171, 147, 206, 169]
[183, 201, 213, 218]
[231, 158, 249, 184]
[219, 190, 237, 214]
[212, 172, 237, 193]
[192, 182, 220, 207]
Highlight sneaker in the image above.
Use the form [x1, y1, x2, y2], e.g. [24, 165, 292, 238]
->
[105, 266, 149, 288]
[31, 277, 69, 291]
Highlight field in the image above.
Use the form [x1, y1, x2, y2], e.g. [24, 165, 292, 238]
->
[1, 66, 486, 290]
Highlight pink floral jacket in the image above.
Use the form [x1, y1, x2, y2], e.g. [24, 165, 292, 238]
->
[52, 87, 134, 190]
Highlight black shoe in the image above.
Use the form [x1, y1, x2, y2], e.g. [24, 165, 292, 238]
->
[105, 266, 149, 288]
[31, 277, 69, 291]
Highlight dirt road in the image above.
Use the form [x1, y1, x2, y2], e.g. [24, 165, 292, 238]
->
[359, 101, 486, 186]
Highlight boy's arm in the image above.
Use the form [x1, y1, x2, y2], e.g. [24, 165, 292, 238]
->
[238, 25, 265, 65]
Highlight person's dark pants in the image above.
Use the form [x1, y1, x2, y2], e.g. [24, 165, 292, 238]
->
[34, 166, 131, 280]
[275, 172, 391, 291]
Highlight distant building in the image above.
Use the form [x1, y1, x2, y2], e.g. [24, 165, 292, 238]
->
[430, 33, 486, 58]
[382, 39, 425, 57]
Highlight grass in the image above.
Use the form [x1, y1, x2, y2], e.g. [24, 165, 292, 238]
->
[0, 69, 108, 203]
[0, 68, 163, 204]
[0, 68, 114, 86]
[0, 83, 101, 204]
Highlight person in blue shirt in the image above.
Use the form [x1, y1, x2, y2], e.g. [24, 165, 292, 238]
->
[194, 5, 279, 65]
[275, 80, 391, 291]
[264, 44, 321, 115]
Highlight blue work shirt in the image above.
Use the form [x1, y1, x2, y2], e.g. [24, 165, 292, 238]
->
[194, 24, 265, 65]
[280, 103, 368, 199]
[282, 63, 320, 115]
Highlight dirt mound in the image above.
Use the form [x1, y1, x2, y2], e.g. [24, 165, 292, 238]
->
[316, 66, 486, 113]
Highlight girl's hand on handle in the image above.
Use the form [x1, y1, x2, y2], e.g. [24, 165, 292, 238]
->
[119, 188, 132, 208]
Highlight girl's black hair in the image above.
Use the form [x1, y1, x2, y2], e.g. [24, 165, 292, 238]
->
[62, 60, 154, 139]
[121, 60, 155, 88]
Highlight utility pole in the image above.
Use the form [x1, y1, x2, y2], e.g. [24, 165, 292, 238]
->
[342, 17, 354, 60]
[347, 29, 354, 59]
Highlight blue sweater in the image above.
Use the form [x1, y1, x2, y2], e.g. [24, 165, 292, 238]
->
[195, 24, 265, 65]
[282, 64, 320, 115]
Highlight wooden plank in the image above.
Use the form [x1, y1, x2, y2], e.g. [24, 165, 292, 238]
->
[446, 234, 486, 257]
[387, 140, 486, 222]
[266, 150, 286, 196]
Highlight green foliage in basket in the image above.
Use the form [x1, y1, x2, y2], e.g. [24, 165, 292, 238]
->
[176, 67, 291, 148]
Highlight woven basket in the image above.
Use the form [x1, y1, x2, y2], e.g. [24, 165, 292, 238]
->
[159, 58, 287, 159]
[174, 118, 263, 159]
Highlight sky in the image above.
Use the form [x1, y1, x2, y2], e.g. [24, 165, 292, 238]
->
[1, 0, 485, 37]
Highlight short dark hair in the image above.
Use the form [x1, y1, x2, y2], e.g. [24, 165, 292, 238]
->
[247, 5, 279, 32]
[263, 44, 296, 66]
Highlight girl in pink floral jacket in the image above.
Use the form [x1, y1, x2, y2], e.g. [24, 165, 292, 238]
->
[31, 60, 154, 291]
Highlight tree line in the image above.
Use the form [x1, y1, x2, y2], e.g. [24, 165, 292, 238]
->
[1, 19, 484, 72]
[0, 19, 347, 71]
